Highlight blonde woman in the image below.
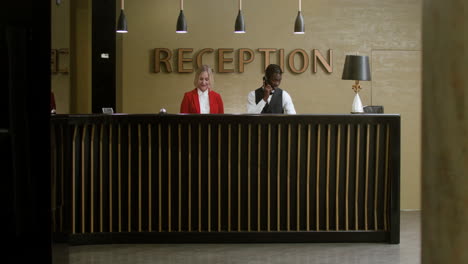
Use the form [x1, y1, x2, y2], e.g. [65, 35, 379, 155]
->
[180, 65, 224, 114]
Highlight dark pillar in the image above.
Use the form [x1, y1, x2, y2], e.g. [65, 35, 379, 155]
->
[92, 0, 116, 113]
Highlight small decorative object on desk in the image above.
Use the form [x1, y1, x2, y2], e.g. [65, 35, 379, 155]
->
[341, 55, 371, 114]
[159, 108, 167, 114]
[102, 107, 114, 114]
[363, 105, 384, 113]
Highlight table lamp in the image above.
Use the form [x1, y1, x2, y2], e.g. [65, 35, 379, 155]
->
[341, 55, 371, 113]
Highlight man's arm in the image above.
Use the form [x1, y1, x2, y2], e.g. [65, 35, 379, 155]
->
[282, 91, 296, 114]
[247, 90, 267, 113]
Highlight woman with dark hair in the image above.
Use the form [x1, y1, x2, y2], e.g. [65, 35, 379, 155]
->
[180, 65, 224, 114]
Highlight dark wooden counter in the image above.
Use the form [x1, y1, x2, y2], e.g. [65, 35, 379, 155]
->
[51, 114, 400, 244]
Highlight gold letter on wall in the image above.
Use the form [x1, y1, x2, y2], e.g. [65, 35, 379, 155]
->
[238, 48, 254, 73]
[154, 48, 173, 73]
[313, 49, 333, 73]
[178, 48, 194, 73]
[279, 49, 285, 72]
[258, 48, 277, 70]
[196, 48, 214, 68]
[288, 49, 309, 73]
[218, 49, 234, 73]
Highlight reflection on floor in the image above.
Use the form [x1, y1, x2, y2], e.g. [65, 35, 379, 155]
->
[63, 211, 420, 264]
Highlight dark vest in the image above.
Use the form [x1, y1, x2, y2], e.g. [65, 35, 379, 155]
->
[254, 87, 284, 113]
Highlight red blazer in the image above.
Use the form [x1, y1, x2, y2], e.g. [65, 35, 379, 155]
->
[180, 88, 224, 114]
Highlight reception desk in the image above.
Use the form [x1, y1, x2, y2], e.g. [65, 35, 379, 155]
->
[51, 114, 400, 244]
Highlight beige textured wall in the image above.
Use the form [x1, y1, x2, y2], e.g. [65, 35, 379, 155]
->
[69, 0, 92, 114]
[51, 0, 71, 113]
[119, 0, 421, 209]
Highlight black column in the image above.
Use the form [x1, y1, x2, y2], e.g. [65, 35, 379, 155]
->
[92, 0, 116, 113]
[2, 1, 52, 263]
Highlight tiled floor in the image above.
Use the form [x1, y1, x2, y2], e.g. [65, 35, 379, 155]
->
[61, 211, 420, 264]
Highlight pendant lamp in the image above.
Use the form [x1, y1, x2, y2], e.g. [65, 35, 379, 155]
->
[234, 0, 245, 33]
[294, 0, 304, 34]
[116, 0, 128, 33]
[176, 0, 188, 33]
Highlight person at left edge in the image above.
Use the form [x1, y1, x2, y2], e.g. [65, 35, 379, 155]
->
[51, 91, 56, 114]
[180, 65, 224, 114]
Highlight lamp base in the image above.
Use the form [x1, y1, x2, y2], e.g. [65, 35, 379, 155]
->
[351, 93, 364, 114]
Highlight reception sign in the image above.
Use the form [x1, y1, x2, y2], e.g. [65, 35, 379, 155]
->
[154, 48, 333, 74]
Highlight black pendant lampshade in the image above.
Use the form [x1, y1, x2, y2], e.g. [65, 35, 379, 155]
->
[176, 10, 187, 33]
[234, 0, 245, 33]
[294, 11, 304, 34]
[116, 9, 128, 33]
[294, 0, 304, 34]
[116, 0, 128, 33]
[176, 0, 187, 33]
[234, 10, 245, 33]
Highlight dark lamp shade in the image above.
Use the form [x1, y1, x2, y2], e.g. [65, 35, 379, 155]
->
[341, 55, 371, 81]
[116, 10, 128, 33]
[294, 11, 304, 34]
[176, 10, 188, 33]
[234, 10, 245, 33]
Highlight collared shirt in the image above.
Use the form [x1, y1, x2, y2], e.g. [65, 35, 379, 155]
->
[247, 88, 296, 114]
[198, 88, 210, 114]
